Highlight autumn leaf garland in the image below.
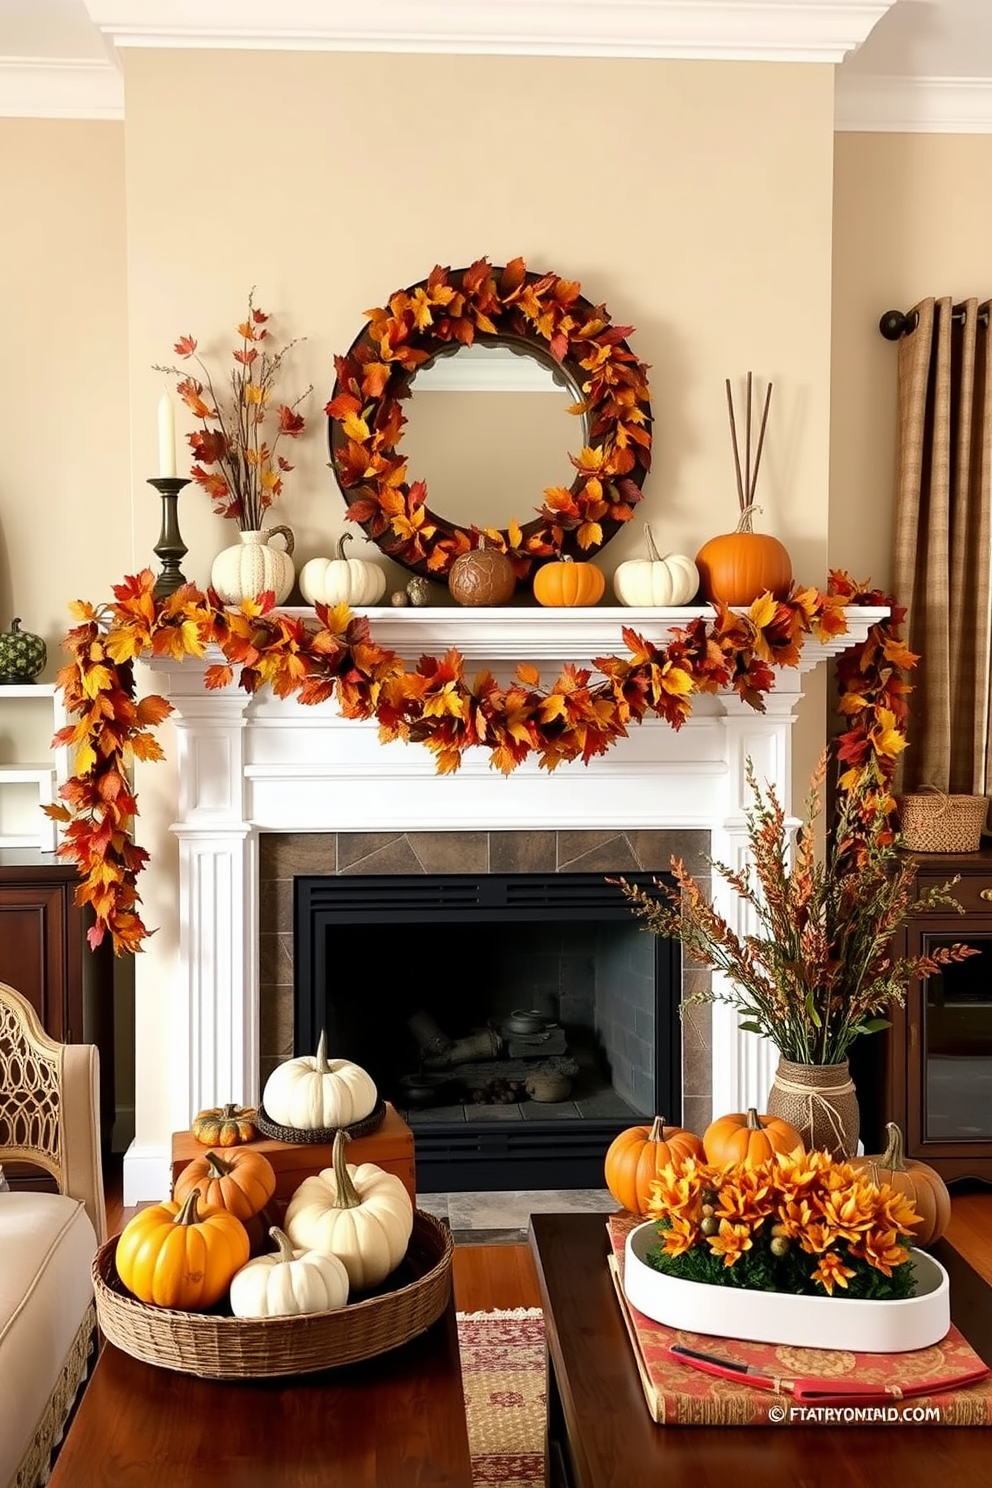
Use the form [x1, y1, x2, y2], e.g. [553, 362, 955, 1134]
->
[44, 570, 912, 955]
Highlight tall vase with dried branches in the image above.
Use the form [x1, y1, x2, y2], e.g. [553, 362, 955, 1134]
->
[695, 372, 794, 606]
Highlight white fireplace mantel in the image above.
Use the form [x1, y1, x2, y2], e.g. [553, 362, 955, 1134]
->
[123, 604, 886, 1202]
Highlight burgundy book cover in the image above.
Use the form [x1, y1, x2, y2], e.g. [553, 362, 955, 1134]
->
[606, 1213, 992, 1426]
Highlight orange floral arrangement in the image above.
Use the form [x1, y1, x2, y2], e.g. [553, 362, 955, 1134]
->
[45, 570, 908, 956]
[644, 1148, 922, 1299]
[327, 256, 652, 580]
[154, 291, 311, 531]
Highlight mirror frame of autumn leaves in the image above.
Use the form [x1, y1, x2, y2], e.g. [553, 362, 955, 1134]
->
[43, 570, 913, 956]
[326, 257, 653, 583]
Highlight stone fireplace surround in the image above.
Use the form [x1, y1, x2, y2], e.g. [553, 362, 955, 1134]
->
[124, 604, 885, 1203]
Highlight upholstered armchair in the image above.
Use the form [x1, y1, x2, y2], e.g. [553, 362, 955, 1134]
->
[0, 980, 105, 1488]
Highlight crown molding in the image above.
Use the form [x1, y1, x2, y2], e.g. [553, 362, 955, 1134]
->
[835, 74, 992, 133]
[82, 0, 895, 62]
[0, 57, 123, 119]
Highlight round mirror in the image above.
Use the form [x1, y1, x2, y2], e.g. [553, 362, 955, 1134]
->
[326, 258, 652, 584]
[400, 342, 586, 531]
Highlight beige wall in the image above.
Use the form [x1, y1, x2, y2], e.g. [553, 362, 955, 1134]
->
[830, 131, 992, 592]
[2, 51, 840, 1157]
[0, 120, 130, 648]
[0, 118, 135, 1131]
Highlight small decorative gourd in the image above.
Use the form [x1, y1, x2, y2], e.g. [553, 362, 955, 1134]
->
[0, 618, 47, 683]
[115, 1189, 250, 1310]
[191, 1102, 258, 1147]
[532, 555, 605, 607]
[612, 529, 699, 607]
[448, 537, 516, 607]
[284, 1129, 414, 1291]
[849, 1122, 951, 1248]
[229, 1226, 350, 1318]
[703, 1107, 804, 1166]
[604, 1117, 706, 1215]
[173, 1147, 277, 1223]
[299, 533, 388, 607]
[261, 1031, 378, 1131]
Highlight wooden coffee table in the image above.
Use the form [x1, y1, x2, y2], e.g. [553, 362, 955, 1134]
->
[529, 1212, 992, 1488]
[49, 1295, 472, 1487]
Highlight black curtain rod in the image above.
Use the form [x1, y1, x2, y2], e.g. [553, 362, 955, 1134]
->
[879, 304, 991, 340]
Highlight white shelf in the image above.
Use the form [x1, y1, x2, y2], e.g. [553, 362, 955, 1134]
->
[0, 683, 56, 699]
[0, 689, 62, 852]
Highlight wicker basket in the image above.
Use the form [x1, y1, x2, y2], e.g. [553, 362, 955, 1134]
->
[898, 786, 989, 853]
[255, 1097, 386, 1145]
[93, 1210, 452, 1379]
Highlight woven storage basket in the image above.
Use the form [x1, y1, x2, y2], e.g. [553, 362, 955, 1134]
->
[899, 787, 989, 853]
[93, 1209, 452, 1379]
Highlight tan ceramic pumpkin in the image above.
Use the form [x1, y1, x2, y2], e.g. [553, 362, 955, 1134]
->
[849, 1122, 951, 1248]
[448, 543, 516, 606]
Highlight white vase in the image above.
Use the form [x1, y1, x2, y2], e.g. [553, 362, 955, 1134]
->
[210, 526, 296, 606]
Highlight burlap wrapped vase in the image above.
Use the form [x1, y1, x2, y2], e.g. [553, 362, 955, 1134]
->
[766, 1057, 859, 1160]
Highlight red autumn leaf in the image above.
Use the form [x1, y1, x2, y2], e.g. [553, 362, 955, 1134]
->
[278, 404, 305, 436]
[190, 428, 228, 463]
[174, 335, 197, 357]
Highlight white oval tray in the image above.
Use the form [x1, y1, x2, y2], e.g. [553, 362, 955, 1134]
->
[623, 1220, 950, 1354]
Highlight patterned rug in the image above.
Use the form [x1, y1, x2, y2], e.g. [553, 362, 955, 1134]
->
[456, 1308, 546, 1488]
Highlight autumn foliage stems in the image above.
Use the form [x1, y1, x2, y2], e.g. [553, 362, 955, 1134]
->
[154, 291, 311, 532]
[48, 570, 910, 956]
[617, 753, 977, 1065]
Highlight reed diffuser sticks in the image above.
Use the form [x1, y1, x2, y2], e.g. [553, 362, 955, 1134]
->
[726, 372, 773, 530]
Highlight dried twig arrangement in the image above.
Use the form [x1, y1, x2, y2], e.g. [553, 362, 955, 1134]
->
[726, 372, 772, 534]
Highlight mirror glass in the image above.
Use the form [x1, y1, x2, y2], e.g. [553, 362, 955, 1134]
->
[399, 344, 586, 531]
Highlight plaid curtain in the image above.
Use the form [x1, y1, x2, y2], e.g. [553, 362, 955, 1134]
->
[892, 296, 992, 793]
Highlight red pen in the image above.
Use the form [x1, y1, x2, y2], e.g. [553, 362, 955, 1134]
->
[667, 1344, 987, 1403]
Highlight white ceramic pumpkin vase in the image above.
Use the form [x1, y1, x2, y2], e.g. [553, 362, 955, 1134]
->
[211, 525, 296, 606]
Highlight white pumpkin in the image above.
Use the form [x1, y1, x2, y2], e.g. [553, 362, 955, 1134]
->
[262, 1031, 378, 1130]
[284, 1130, 414, 1291]
[299, 533, 387, 607]
[612, 526, 700, 607]
[229, 1226, 350, 1318]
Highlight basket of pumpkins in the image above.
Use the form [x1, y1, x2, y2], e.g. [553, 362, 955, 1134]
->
[93, 1050, 453, 1379]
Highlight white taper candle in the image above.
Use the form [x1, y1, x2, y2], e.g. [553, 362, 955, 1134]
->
[157, 392, 177, 478]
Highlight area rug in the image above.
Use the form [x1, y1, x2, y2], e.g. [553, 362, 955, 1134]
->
[456, 1308, 546, 1488]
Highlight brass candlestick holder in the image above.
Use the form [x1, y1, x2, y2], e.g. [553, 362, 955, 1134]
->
[147, 476, 190, 600]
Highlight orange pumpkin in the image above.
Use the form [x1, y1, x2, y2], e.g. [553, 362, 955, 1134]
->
[173, 1147, 276, 1223]
[605, 1116, 705, 1214]
[703, 1107, 803, 1166]
[532, 555, 605, 607]
[694, 530, 792, 607]
[850, 1122, 951, 1248]
[115, 1189, 250, 1310]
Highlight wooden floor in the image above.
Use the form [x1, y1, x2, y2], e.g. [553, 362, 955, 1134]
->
[105, 1162, 989, 1314]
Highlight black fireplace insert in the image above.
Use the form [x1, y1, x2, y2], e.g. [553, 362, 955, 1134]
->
[294, 870, 680, 1191]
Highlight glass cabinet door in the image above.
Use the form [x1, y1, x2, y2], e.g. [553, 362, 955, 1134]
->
[923, 932, 992, 1142]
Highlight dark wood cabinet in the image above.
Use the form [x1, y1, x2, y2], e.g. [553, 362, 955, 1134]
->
[873, 848, 992, 1185]
[0, 848, 114, 1146]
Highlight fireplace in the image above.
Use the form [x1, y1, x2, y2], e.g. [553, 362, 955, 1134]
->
[123, 604, 884, 1205]
[292, 866, 680, 1190]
